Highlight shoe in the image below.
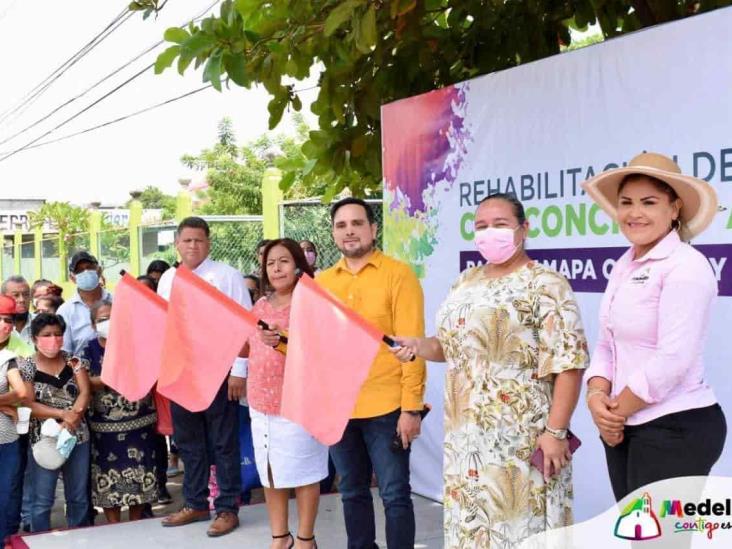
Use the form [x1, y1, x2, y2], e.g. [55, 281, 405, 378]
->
[166, 466, 181, 477]
[142, 503, 155, 519]
[272, 532, 294, 548]
[297, 534, 318, 548]
[158, 488, 173, 505]
[206, 511, 239, 537]
[161, 506, 210, 527]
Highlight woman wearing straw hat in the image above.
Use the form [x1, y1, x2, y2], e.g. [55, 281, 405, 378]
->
[582, 152, 726, 502]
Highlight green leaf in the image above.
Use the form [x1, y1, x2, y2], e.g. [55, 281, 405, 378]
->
[154, 45, 181, 74]
[279, 171, 297, 191]
[291, 94, 302, 111]
[164, 27, 190, 44]
[324, 0, 359, 37]
[360, 5, 377, 49]
[183, 32, 215, 57]
[223, 53, 249, 86]
[267, 96, 288, 129]
[177, 51, 194, 74]
[203, 52, 223, 91]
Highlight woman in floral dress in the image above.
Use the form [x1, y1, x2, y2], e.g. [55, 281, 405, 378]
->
[393, 193, 588, 548]
[84, 300, 158, 523]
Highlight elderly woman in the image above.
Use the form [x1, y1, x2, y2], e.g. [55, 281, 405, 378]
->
[83, 300, 159, 523]
[393, 193, 588, 548]
[19, 313, 92, 533]
[253, 238, 328, 549]
[582, 152, 726, 502]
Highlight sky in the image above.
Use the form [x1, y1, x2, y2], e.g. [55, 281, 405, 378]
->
[0, 0, 318, 206]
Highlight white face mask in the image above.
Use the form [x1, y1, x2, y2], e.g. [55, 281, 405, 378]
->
[96, 319, 110, 340]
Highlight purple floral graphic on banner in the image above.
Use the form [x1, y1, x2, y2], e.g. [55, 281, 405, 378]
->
[382, 83, 471, 276]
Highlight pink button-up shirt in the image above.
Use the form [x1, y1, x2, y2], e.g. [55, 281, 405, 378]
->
[247, 297, 290, 416]
[586, 230, 718, 425]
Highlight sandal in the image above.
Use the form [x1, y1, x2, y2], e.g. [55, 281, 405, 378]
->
[272, 532, 294, 549]
[297, 534, 318, 548]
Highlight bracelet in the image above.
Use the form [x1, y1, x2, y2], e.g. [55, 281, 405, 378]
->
[586, 388, 608, 404]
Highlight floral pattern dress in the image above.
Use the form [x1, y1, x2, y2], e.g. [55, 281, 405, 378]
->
[436, 262, 588, 548]
[83, 338, 158, 508]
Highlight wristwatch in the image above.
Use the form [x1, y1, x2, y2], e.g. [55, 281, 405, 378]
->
[544, 425, 568, 440]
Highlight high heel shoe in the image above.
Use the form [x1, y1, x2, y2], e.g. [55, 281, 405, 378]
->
[297, 534, 317, 548]
[272, 532, 294, 548]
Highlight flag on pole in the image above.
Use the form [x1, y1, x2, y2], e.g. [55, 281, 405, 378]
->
[281, 274, 383, 445]
[158, 265, 258, 412]
[102, 273, 167, 402]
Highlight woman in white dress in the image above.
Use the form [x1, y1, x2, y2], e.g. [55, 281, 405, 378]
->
[251, 238, 328, 549]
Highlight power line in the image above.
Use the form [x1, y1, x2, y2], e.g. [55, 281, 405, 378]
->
[0, 6, 133, 127]
[0, 86, 213, 158]
[0, 62, 156, 163]
[0, 41, 161, 147]
[0, 0, 222, 147]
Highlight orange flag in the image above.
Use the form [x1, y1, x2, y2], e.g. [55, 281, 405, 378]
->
[158, 265, 258, 412]
[281, 274, 383, 445]
[102, 273, 167, 402]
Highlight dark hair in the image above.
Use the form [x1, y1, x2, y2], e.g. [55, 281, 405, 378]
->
[330, 197, 375, 225]
[618, 174, 679, 202]
[243, 274, 260, 285]
[177, 216, 210, 237]
[256, 239, 271, 253]
[31, 313, 66, 338]
[35, 294, 64, 313]
[260, 238, 314, 294]
[478, 192, 527, 224]
[136, 275, 157, 292]
[146, 259, 171, 275]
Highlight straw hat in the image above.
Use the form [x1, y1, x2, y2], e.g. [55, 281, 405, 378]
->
[581, 152, 718, 241]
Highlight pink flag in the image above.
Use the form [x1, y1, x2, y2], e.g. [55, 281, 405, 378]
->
[102, 273, 167, 402]
[281, 274, 383, 445]
[158, 265, 258, 412]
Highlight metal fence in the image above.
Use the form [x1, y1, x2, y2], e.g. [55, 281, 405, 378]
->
[279, 199, 383, 270]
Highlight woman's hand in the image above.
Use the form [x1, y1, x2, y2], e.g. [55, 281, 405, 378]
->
[600, 428, 624, 447]
[588, 392, 626, 433]
[0, 405, 18, 422]
[258, 323, 281, 348]
[388, 336, 419, 363]
[61, 409, 82, 431]
[536, 432, 571, 482]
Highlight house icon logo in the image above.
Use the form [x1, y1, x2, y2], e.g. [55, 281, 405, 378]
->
[614, 492, 662, 541]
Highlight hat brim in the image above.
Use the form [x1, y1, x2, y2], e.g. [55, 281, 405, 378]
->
[581, 166, 718, 241]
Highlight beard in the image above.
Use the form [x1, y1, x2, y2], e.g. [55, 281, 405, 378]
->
[339, 241, 374, 259]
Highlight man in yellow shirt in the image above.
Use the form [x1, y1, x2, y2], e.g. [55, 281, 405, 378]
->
[317, 197, 426, 549]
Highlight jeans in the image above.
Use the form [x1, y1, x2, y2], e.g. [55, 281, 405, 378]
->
[330, 409, 415, 549]
[29, 441, 91, 533]
[0, 439, 22, 543]
[19, 434, 32, 528]
[171, 380, 241, 513]
[603, 404, 727, 501]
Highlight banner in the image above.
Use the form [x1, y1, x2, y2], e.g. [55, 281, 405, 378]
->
[382, 8, 732, 521]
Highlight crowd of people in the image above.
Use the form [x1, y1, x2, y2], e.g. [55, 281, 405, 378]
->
[0, 152, 727, 548]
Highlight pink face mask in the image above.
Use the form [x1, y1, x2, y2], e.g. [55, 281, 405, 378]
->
[36, 335, 64, 358]
[474, 227, 520, 264]
[304, 251, 316, 267]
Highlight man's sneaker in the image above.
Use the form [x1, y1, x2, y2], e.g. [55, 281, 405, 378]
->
[158, 488, 174, 505]
[161, 506, 210, 527]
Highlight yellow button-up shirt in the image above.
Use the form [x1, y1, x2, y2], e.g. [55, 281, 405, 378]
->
[317, 249, 426, 419]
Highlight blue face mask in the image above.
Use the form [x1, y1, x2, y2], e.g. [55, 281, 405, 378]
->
[75, 269, 99, 292]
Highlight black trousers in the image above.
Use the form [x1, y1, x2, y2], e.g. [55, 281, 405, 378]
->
[603, 404, 726, 502]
